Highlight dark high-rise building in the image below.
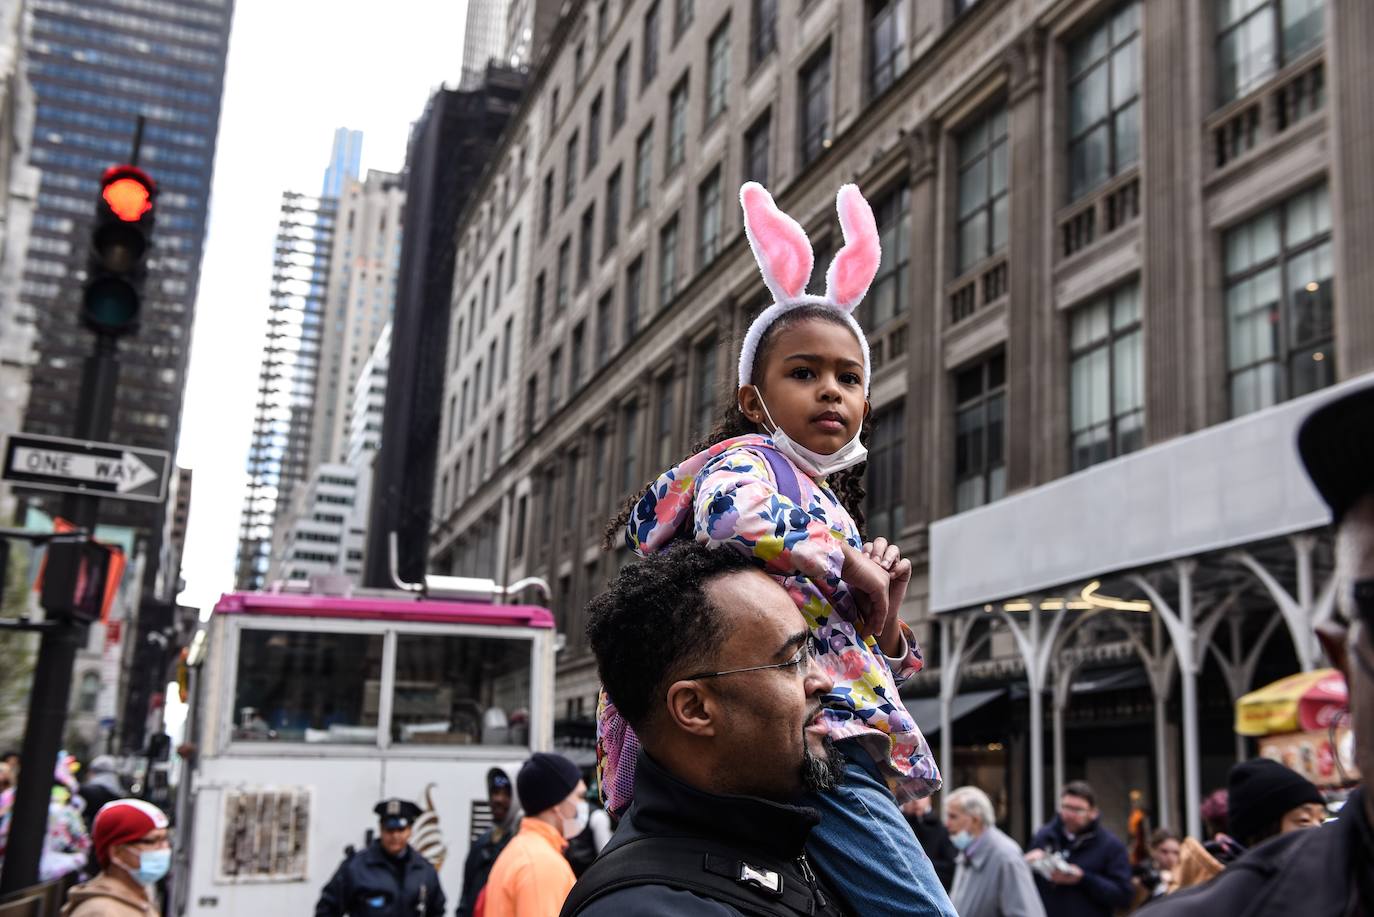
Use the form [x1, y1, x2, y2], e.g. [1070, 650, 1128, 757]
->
[16, 0, 233, 568]
[363, 65, 524, 587]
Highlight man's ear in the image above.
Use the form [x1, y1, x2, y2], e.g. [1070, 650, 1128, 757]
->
[664, 679, 718, 738]
[738, 385, 764, 428]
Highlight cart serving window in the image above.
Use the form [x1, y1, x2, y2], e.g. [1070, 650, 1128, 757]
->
[211, 592, 555, 754]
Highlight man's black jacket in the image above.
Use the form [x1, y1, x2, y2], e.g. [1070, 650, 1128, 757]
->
[905, 809, 958, 891]
[1027, 815, 1134, 917]
[564, 752, 845, 916]
[314, 840, 446, 917]
[1145, 788, 1373, 917]
[454, 825, 515, 917]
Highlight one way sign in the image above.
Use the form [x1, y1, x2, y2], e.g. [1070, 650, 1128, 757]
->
[3, 433, 170, 503]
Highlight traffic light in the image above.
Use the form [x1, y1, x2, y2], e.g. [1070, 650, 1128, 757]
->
[40, 538, 121, 623]
[83, 164, 156, 336]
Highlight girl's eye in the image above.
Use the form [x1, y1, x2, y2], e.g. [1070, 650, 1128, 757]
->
[789, 367, 814, 379]
[840, 373, 862, 386]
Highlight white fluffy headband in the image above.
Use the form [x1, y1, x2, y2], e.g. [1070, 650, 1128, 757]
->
[736, 181, 881, 397]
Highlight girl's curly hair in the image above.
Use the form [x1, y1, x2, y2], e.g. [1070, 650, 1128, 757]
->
[602, 304, 872, 549]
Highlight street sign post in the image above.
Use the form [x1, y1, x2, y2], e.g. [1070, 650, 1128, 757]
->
[2, 432, 169, 503]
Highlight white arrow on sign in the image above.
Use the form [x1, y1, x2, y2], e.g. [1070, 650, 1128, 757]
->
[11, 446, 158, 493]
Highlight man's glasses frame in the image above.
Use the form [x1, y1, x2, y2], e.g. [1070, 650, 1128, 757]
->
[684, 642, 815, 681]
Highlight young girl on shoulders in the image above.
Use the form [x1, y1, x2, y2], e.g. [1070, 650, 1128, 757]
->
[597, 182, 954, 917]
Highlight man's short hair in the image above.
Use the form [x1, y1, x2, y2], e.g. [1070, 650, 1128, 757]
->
[1062, 780, 1096, 807]
[585, 540, 753, 733]
[947, 786, 996, 828]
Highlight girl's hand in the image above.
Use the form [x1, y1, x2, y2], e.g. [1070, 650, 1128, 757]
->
[840, 543, 890, 640]
[862, 538, 911, 657]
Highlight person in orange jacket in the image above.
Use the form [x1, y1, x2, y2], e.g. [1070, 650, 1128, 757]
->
[482, 753, 586, 917]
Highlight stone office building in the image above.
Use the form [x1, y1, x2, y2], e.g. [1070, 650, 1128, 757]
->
[430, 0, 1374, 831]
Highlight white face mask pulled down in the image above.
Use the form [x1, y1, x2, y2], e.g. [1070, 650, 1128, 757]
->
[560, 798, 590, 839]
[749, 388, 868, 478]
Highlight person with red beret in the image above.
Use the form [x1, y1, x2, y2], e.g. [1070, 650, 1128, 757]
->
[60, 798, 169, 917]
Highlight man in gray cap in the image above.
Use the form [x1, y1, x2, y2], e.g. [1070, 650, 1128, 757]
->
[1152, 383, 1374, 915]
[315, 797, 446, 916]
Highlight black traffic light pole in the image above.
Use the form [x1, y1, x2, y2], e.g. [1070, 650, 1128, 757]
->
[0, 128, 146, 896]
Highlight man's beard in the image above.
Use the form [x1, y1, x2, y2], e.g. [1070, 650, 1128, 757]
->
[801, 735, 846, 794]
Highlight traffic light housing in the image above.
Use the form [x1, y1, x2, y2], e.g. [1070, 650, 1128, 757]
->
[39, 538, 120, 624]
[83, 164, 156, 336]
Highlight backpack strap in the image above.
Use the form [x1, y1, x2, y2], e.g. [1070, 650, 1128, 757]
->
[560, 834, 837, 917]
[753, 444, 804, 506]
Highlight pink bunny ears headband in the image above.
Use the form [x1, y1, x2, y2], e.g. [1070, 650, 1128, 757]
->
[737, 181, 882, 397]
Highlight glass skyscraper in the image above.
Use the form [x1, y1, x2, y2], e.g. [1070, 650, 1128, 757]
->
[16, 0, 233, 553]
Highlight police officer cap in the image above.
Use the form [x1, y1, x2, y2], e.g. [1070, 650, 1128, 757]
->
[373, 798, 421, 829]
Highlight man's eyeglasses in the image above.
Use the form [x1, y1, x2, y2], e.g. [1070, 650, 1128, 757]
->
[684, 642, 815, 681]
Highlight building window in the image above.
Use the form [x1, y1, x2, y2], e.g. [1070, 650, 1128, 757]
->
[799, 45, 831, 167]
[78, 671, 100, 713]
[556, 238, 571, 311]
[698, 168, 722, 267]
[540, 172, 554, 238]
[865, 404, 905, 535]
[744, 110, 771, 186]
[575, 42, 586, 84]
[860, 184, 911, 334]
[549, 347, 564, 412]
[954, 353, 1006, 512]
[867, 0, 908, 98]
[513, 494, 528, 559]
[524, 375, 539, 435]
[532, 272, 546, 334]
[956, 105, 1009, 275]
[674, 0, 694, 40]
[620, 401, 641, 493]
[509, 225, 520, 288]
[597, 0, 610, 47]
[587, 92, 603, 171]
[591, 428, 610, 523]
[643, 2, 661, 89]
[634, 125, 654, 212]
[571, 320, 586, 390]
[655, 373, 676, 467]
[751, 0, 777, 68]
[625, 256, 645, 339]
[596, 291, 614, 366]
[565, 131, 579, 208]
[1069, 282, 1144, 471]
[604, 166, 622, 254]
[549, 87, 561, 137]
[1067, 2, 1141, 201]
[494, 411, 505, 463]
[502, 317, 512, 379]
[613, 48, 630, 131]
[691, 336, 718, 439]
[1224, 182, 1333, 417]
[659, 215, 680, 308]
[1217, 0, 1325, 104]
[706, 20, 731, 123]
[578, 204, 595, 288]
[667, 76, 689, 172]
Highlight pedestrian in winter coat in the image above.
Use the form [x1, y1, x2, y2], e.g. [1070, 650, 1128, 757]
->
[314, 798, 446, 917]
[455, 768, 519, 917]
[946, 786, 1045, 917]
[1149, 383, 1374, 916]
[482, 753, 585, 917]
[1025, 781, 1134, 917]
[1224, 758, 1326, 850]
[61, 798, 169, 917]
[563, 542, 848, 917]
[903, 794, 959, 890]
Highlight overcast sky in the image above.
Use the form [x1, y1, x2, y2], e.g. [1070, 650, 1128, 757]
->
[175, 0, 469, 615]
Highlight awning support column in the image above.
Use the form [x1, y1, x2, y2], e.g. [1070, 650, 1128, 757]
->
[1131, 561, 1202, 839]
[999, 602, 1067, 832]
[939, 611, 976, 818]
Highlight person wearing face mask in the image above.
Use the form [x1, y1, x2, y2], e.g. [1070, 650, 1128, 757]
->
[482, 753, 584, 917]
[945, 786, 1045, 917]
[61, 798, 170, 917]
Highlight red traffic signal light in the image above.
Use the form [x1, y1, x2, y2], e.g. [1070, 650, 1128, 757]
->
[83, 164, 156, 336]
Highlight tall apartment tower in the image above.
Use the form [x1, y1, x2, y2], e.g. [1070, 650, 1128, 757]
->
[307, 169, 404, 471]
[462, 0, 513, 86]
[235, 192, 338, 591]
[16, 0, 232, 557]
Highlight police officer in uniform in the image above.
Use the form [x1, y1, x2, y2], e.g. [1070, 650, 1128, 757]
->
[315, 798, 447, 917]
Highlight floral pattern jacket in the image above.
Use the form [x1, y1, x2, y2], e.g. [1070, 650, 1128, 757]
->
[601, 434, 940, 812]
